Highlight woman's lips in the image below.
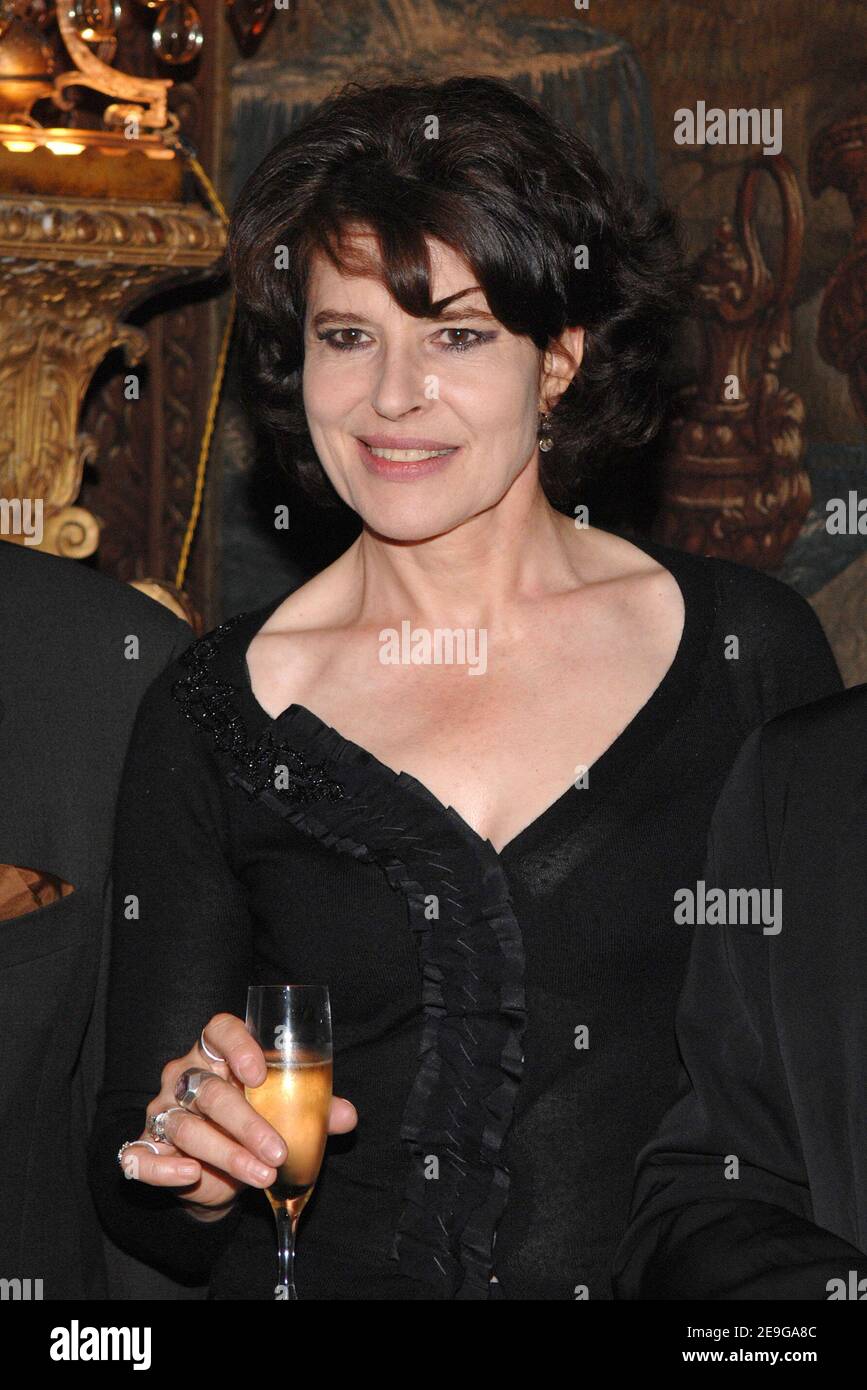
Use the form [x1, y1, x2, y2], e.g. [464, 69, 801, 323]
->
[355, 437, 460, 481]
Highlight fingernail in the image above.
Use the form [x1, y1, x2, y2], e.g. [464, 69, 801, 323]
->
[178, 1164, 198, 1178]
[263, 1138, 285, 1163]
[251, 1162, 273, 1182]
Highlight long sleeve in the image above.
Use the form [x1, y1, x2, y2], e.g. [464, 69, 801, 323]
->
[612, 716, 867, 1300]
[87, 658, 254, 1280]
[80, 618, 195, 1136]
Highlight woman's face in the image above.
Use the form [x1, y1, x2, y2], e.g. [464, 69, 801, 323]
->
[301, 232, 574, 542]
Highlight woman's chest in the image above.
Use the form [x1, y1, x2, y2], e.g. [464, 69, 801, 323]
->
[245, 578, 686, 854]
[276, 653, 676, 854]
[233, 769, 718, 1026]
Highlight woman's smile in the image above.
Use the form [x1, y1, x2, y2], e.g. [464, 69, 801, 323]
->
[355, 434, 461, 482]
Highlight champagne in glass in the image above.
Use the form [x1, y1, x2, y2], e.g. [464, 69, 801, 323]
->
[245, 985, 332, 1300]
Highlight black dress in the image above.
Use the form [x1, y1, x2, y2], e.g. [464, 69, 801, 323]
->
[88, 535, 843, 1300]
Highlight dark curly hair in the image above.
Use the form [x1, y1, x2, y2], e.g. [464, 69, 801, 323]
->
[227, 73, 692, 510]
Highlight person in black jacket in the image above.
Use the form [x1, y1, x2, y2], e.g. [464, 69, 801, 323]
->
[0, 541, 195, 1300]
[613, 683, 867, 1300]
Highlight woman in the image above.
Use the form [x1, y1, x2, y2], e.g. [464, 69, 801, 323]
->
[88, 75, 842, 1301]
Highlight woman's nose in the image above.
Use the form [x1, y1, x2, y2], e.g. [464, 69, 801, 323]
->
[369, 342, 430, 418]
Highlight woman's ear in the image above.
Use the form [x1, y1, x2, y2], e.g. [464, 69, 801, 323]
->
[540, 326, 585, 410]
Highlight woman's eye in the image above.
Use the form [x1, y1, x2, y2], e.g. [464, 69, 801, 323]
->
[437, 328, 492, 352]
[317, 328, 372, 351]
[315, 326, 494, 353]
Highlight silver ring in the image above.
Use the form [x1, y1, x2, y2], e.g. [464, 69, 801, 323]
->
[199, 1029, 225, 1063]
[117, 1139, 161, 1168]
[146, 1106, 186, 1144]
[175, 1067, 219, 1111]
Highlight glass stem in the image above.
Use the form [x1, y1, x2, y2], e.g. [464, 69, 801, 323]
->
[274, 1206, 298, 1300]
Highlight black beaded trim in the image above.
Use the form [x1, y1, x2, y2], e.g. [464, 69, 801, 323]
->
[170, 614, 346, 806]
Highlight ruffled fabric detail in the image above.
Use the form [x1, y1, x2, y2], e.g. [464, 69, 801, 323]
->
[171, 616, 346, 806]
[170, 612, 528, 1300]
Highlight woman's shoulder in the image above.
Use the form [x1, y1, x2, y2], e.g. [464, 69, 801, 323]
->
[622, 531, 823, 633]
[162, 576, 314, 694]
[608, 531, 842, 721]
[247, 545, 359, 642]
[125, 595, 288, 757]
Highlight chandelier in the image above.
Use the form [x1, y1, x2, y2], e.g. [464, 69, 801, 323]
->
[0, 1, 277, 163]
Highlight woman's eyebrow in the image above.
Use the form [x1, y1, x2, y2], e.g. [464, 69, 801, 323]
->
[433, 305, 498, 322]
[309, 303, 497, 328]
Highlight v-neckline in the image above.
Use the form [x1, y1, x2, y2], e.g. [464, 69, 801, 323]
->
[232, 532, 716, 861]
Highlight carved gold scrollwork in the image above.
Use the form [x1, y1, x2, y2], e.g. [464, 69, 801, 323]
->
[654, 155, 811, 570]
[0, 195, 225, 558]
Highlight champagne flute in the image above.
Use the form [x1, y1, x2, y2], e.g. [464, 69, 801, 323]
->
[244, 984, 332, 1301]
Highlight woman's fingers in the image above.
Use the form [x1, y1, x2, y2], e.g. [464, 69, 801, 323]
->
[197, 1014, 359, 1137]
[156, 1105, 277, 1187]
[119, 1138, 202, 1188]
[200, 1012, 267, 1087]
[328, 1096, 358, 1133]
[121, 1129, 242, 1208]
[124, 1095, 357, 1200]
[169, 1072, 357, 1161]
[183, 1071, 286, 1166]
[159, 1046, 230, 1104]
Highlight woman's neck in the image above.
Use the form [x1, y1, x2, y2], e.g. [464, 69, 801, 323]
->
[347, 482, 588, 633]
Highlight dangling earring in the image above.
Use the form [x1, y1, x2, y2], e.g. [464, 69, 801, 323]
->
[538, 409, 554, 452]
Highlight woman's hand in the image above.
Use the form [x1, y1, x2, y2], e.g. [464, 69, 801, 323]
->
[120, 1013, 357, 1218]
